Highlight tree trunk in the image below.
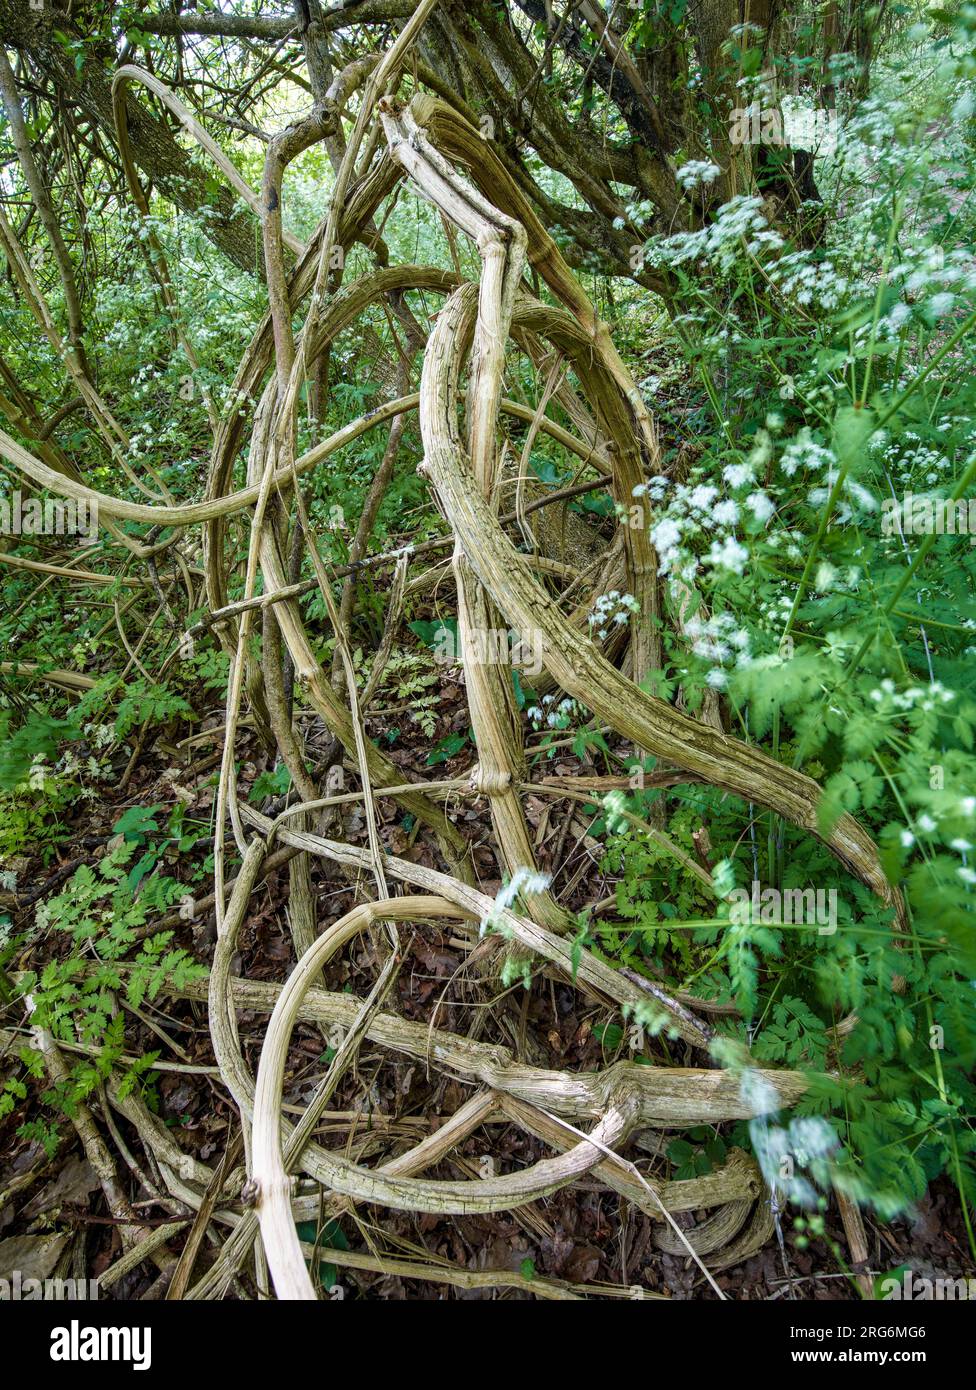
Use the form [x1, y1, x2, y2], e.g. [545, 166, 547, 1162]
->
[0, 0, 261, 275]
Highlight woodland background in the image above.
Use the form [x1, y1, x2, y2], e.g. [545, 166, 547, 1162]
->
[0, 0, 974, 1302]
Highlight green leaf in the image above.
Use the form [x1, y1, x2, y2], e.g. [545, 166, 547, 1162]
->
[594, 1022, 623, 1049]
[426, 731, 468, 766]
[113, 805, 164, 843]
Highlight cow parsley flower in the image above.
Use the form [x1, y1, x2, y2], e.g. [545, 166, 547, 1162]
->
[480, 868, 553, 936]
[724, 461, 754, 488]
[676, 160, 722, 190]
[707, 536, 749, 574]
[745, 491, 775, 522]
[929, 291, 955, 319]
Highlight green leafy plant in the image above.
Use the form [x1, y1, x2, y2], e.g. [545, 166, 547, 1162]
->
[5, 844, 207, 1149]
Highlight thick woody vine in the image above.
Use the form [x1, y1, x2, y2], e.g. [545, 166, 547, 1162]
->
[0, 11, 903, 1300]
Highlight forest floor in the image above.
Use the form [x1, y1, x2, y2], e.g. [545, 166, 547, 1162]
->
[1, 663, 970, 1301]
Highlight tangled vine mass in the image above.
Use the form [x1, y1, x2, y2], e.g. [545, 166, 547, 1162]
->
[2, 0, 975, 1307]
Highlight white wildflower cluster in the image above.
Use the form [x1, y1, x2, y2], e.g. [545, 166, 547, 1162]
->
[705, 535, 750, 576]
[745, 490, 776, 522]
[839, 95, 898, 158]
[758, 592, 795, 630]
[650, 515, 685, 575]
[56, 750, 107, 797]
[882, 302, 912, 336]
[877, 247, 976, 335]
[700, 323, 745, 360]
[643, 196, 850, 315]
[723, 461, 754, 489]
[219, 385, 258, 416]
[478, 867, 553, 937]
[935, 414, 975, 438]
[809, 563, 863, 596]
[632, 475, 670, 503]
[526, 693, 585, 731]
[765, 529, 805, 562]
[756, 1119, 839, 1208]
[685, 612, 751, 689]
[642, 464, 771, 581]
[676, 160, 721, 190]
[868, 678, 956, 713]
[27, 755, 53, 793]
[636, 356, 687, 403]
[874, 431, 952, 486]
[643, 195, 784, 277]
[805, 472, 879, 522]
[602, 788, 629, 834]
[885, 714, 976, 884]
[588, 590, 639, 639]
[779, 428, 836, 478]
[723, 429, 774, 492]
[741, 1072, 840, 1207]
[613, 195, 656, 231]
[99, 276, 159, 344]
[769, 249, 849, 310]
